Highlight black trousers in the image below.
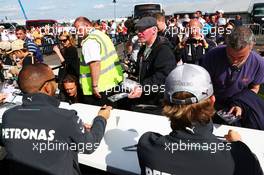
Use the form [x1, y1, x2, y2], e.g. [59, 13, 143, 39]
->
[82, 86, 132, 110]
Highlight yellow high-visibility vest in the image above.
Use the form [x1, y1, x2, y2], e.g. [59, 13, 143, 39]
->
[80, 29, 123, 95]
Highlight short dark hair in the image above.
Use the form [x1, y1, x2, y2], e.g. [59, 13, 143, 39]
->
[153, 12, 165, 21]
[196, 10, 202, 15]
[18, 63, 51, 93]
[63, 74, 78, 84]
[15, 26, 26, 33]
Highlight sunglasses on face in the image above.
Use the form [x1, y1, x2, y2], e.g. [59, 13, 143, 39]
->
[60, 39, 68, 43]
[38, 77, 58, 90]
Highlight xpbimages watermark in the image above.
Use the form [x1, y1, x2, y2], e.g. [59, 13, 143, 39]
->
[164, 140, 232, 154]
[164, 26, 232, 38]
[2, 128, 99, 154]
[33, 24, 232, 39]
[105, 84, 165, 96]
[32, 141, 100, 154]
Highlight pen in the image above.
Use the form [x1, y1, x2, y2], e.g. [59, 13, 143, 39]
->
[122, 144, 138, 151]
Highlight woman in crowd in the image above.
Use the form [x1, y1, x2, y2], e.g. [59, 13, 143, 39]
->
[59, 74, 84, 104]
[53, 33, 79, 82]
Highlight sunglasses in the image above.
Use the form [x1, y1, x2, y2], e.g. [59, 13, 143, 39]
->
[60, 38, 68, 43]
[38, 77, 58, 90]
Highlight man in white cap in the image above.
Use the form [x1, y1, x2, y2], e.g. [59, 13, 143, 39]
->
[216, 9, 227, 26]
[8, 39, 36, 67]
[0, 41, 11, 54]
[7, 39, 36, 76]
[0, 27, 9, 42]
[137, 64, 263, 175]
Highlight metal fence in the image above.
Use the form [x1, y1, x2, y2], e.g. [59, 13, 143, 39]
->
[243, 23, 264, 35]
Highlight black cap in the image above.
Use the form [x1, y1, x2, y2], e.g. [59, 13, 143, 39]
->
[135, 17, 157, 31]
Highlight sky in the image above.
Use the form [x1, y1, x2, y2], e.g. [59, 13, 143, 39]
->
[0, 0, 199, 21]
[0, 0, 256, 22]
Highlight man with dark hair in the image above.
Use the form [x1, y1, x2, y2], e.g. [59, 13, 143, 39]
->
[153, 13, 180, 48]
[74, 16, 123, 106]
[137, 64, 263, 175]
[234, 15, 243, 27]
[15, 26, 43, 63]
[203, 26, 264, 129]
[1, 63, 111, 175]
[195, 10, 206, 26]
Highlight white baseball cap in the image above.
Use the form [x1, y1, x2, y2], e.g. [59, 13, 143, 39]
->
[164, 64, 214, 105]
[218, 18, 227, 26]
[7, 39, 25, 54]
[0, 41, 11, 51]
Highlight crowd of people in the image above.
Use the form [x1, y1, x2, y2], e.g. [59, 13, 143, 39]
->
[0, 8, 263, 175]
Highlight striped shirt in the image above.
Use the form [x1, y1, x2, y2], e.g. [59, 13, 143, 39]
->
[25, 37, 43, 62]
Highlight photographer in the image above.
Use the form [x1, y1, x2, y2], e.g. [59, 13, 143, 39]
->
[179, 19, 216, 65]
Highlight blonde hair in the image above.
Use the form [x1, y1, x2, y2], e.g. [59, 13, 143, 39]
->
[163, 92, 215, 130]
[59, 33, 76, 47]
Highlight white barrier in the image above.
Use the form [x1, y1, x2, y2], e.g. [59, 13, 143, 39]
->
[0, 98, 264, 174]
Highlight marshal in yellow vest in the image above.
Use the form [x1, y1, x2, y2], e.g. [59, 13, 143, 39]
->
[80, 29, 123, 95]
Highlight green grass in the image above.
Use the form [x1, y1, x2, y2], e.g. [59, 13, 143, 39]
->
[258, 84, 264, 100]
[258, 93, 264, 100]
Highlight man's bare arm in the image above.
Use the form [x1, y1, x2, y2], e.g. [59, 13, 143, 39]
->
[89, 61, 101, 98]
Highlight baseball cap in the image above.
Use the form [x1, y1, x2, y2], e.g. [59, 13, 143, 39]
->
[0, 41, 11, 51]
[7, 39, 25, 54]
[164, 64, 213, 105]
[183, 14, 190, 22]
[135, 16, 157, 31]
[218, 18, 227, 26]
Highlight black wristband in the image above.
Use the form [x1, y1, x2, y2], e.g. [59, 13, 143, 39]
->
[92, 85, 98, 88]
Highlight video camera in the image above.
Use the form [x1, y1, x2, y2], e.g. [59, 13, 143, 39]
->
[186, 38, 204, 45]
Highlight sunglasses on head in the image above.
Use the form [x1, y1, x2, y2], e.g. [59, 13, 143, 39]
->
[38, 77, 59, 90]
